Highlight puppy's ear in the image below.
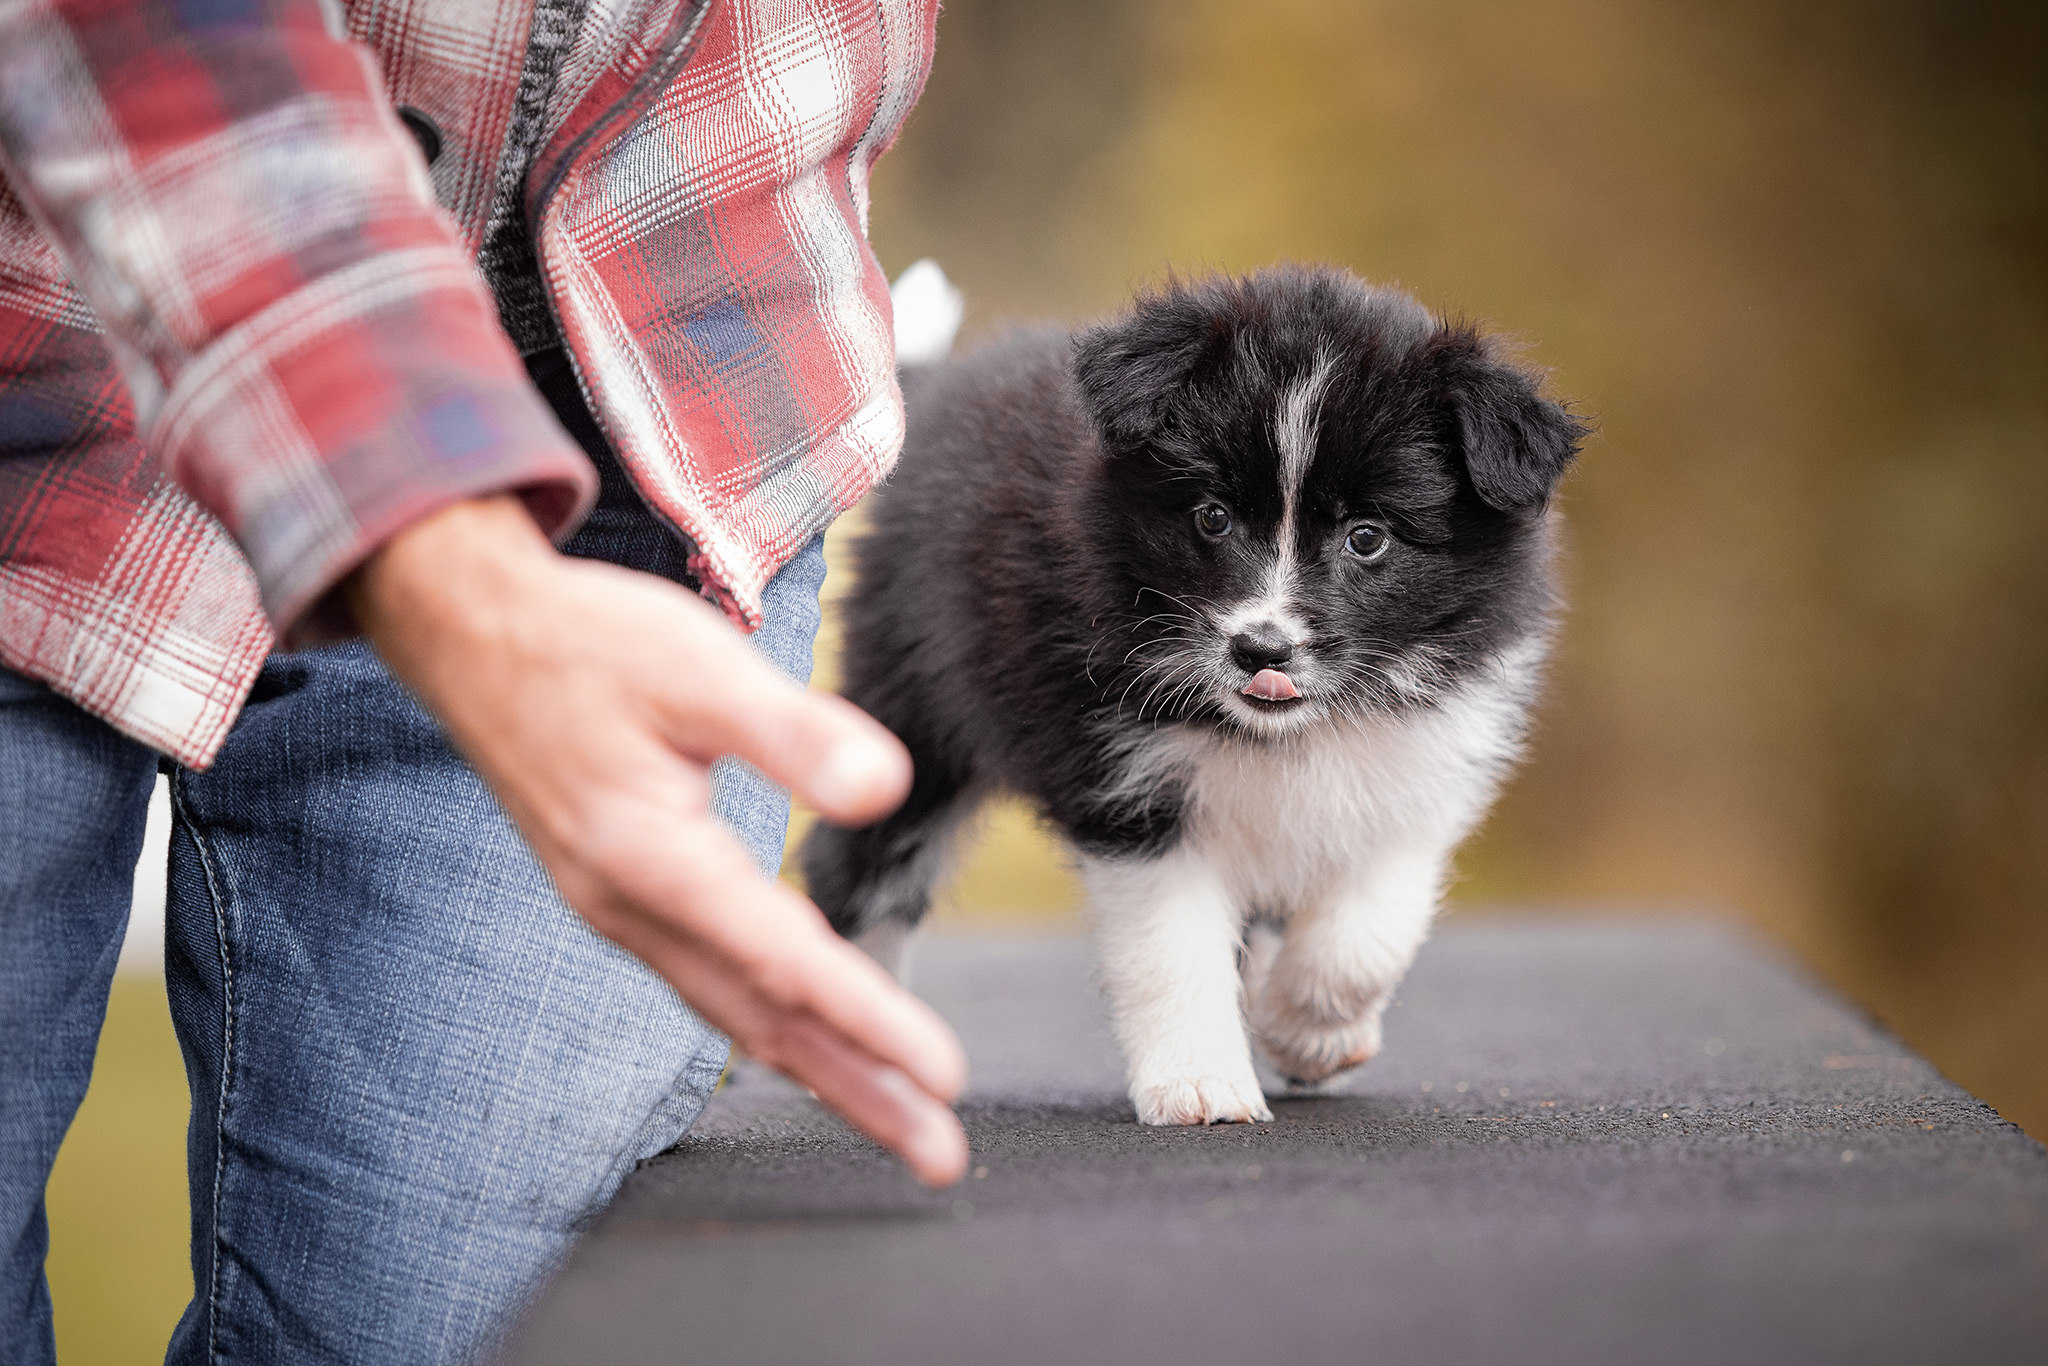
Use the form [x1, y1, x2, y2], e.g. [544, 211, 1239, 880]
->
[1432, 329, 1588, 511]
[1071, 286, 1225, 456]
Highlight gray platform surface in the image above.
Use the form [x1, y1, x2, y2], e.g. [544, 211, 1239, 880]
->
[506, 921, 2048, 1365]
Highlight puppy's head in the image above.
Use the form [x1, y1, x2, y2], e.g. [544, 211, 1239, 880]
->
[1072, 266, 1585, 737]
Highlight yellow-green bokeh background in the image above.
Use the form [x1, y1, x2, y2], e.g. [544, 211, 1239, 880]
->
[49, 1, 2046, 1360]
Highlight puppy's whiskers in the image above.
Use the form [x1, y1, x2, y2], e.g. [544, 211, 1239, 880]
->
[1115, 647, 1206, 720]
[1134, 585, 1218, 624]
[1138, 656, 1221, 721]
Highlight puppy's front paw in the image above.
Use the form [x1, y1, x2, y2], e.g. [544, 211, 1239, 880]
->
[1257, 1008, 1384, 1087]
[1130, 1072, 1273, 1125]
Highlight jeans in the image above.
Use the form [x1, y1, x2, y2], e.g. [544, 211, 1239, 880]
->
[0, 354, 828, 1363]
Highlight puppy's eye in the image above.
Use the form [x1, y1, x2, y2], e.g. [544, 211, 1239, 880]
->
[1194, 504, 1233, 537]
[1345, 522, 1392, 561]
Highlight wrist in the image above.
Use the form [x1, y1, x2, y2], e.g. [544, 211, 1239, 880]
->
[345, 493, 558, 683]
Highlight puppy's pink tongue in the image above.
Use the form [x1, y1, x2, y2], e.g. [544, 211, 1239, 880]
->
[1243, 669, 1299, 701]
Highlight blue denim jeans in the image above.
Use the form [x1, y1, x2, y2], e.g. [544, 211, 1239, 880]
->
[0, 381, 827, 1361]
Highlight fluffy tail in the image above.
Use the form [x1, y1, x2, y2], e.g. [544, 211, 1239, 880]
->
[890, 259, 964, 366]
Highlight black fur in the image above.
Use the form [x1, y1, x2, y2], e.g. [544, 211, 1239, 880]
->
[804, 266, 1585, 936]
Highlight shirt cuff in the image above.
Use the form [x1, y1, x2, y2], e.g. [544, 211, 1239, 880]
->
[150, 245, 599, 646]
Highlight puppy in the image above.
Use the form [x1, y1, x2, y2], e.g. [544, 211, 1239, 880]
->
[804, 265, 1584, 1125]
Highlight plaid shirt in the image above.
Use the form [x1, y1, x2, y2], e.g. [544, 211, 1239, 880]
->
[0, 0, 934, 766]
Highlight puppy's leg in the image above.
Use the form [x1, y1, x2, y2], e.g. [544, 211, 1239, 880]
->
[800, 739, 973, 984]
[849, 915, 917, 981]
[1084, 846, 1271, 1125]
[1249, 842, 1448, 1086]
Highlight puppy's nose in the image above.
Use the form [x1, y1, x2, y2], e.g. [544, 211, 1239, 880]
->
[1231, 628, 1295, 673]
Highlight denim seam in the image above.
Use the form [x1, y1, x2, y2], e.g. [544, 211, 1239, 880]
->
[171, 774, 236, 1366]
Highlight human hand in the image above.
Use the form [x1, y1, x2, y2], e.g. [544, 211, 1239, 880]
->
[345, 494, 968, 1186]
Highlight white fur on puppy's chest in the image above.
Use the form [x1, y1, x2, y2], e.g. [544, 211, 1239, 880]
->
[1126, 642, 1535, 917]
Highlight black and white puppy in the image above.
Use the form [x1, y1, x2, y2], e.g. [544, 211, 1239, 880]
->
[804, 265, 1585, 1125]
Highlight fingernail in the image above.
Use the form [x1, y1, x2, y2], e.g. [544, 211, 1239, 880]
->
[815, 740, 891, 812]
[908, 1115, 969, 1188]
[929, 1043, 968, 1105]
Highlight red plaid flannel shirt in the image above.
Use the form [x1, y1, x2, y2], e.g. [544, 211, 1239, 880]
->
[0, 0, 934, 766]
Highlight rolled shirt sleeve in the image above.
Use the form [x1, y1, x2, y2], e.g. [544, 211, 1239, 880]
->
[0, 0, 597, 641]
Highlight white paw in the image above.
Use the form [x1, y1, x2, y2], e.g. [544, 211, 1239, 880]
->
[1247, 958, 1392, 1086]
[1255, 1009, 1383, 1086]
[1130, 1072, 1273, 1125]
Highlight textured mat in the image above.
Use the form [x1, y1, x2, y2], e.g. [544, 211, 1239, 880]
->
[505, 921, 2048, 1365]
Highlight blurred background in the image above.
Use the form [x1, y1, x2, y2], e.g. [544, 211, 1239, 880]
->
[49, 0, 2045, 1359]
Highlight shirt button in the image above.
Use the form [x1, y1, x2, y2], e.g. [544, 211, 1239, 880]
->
[396, 106, 443, 166]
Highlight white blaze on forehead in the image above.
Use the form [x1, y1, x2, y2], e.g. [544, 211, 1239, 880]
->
[1273, 351, 1336, 507]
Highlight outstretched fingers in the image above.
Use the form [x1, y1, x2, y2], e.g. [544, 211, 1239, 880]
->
[753, 898, 968, 1105]
[649, 623, 911, 827]
[598, 809, 968, 1184]
[766, 1015, 970, 1187]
